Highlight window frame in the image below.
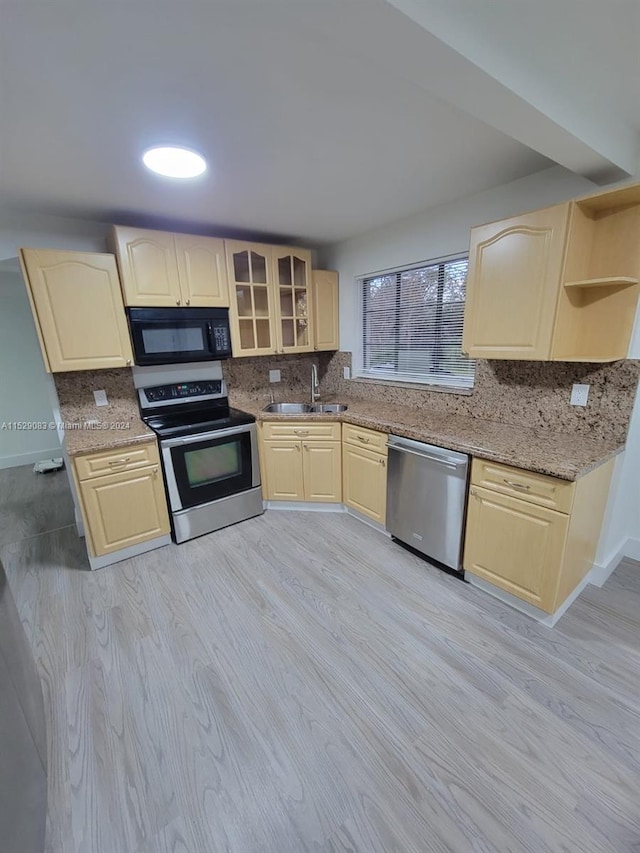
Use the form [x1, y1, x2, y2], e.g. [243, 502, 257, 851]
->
[355, 253, 474, 391]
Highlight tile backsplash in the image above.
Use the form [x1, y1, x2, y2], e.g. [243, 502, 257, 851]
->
[54, 350, 640, 447]
[320, 352, 640, 445]
[222, 352, 334, 399]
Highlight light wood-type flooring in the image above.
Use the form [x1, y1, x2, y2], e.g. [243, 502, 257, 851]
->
[2, 464, 640, 852]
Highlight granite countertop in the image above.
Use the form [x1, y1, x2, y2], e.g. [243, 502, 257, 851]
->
[230, 393, 622, 481]
[59, 407, 155, 458]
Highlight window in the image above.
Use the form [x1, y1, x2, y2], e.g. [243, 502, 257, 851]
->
[360, 256, 474, 389]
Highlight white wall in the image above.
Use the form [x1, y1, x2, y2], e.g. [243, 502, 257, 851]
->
[319, 165, 595, 352]
[0, 271, 61, 468]
[318, 163, 640, 573]
[0, 210, 110, 262]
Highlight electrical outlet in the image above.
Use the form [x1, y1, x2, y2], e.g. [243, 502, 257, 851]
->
[570, 383, 590, 407]
[269, 369, 281, 383]
[93, 390, 108, 407]
[343, 366, 351, 380]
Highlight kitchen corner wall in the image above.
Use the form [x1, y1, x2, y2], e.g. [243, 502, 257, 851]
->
[222, 352, 334, 399]
[321, 352, 640, 445]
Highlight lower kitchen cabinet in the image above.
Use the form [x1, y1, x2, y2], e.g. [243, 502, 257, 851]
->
[463, 457, 614, 613]
[262, 435, 342, 503]
[263, 440, 305, 501]
[342, 438, 387, 525]
[73, 442, 170, 558]
[302, 441, 342, 502]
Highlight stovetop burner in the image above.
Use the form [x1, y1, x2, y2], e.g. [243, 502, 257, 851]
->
[143, 406, 255, 439]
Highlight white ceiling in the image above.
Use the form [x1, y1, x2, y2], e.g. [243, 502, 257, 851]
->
[0, 1, 637, 245]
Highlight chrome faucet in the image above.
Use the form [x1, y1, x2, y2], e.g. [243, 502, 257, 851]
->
[311, 363, 320, 405]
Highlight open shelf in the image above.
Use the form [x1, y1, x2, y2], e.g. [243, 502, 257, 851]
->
[564, 276, 638, 289]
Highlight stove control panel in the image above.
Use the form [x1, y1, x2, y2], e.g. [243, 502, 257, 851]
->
[144, 380, 222, 403]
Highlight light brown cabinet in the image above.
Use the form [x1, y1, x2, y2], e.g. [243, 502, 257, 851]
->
[19, 248, 133, 373]
[227, 241, 315, 357]
[463, 457, 614, 613]
[463, 182, 640, 362]
[73, 441, 170, 558]
[260, 421, 342, 503]
[312, 270, 340, 351]
[342, 424, 387, 525]
[111, 226, 229, 308]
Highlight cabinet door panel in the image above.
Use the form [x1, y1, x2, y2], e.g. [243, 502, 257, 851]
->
[312, 270, 339, 351]
[263, 441, 304, 500]
[272, 247, 314, 354]
[463, 205, 569, 360]
[226, 241, 278, 357]
[464, 486, 567, 612]
[175, 234, 229, 307]
[79, 465, 170, 557]
[112, 226, 181, 306]
[20, 249, 133, 372]
[302, 441, 342, 502]
[342, 443, 387, 524]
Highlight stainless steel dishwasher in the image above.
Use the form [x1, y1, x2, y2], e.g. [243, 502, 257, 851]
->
[386, 435, 469, 573]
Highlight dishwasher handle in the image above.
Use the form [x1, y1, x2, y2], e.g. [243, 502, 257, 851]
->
[387, 442, 466, 469]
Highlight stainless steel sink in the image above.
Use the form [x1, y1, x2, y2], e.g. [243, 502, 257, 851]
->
[262, 402, 313, 414]
[310, 403, 348, 413]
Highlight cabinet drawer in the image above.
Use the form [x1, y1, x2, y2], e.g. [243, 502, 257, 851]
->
[471, 458, 575, 514]
[342, 423, 388, 454]
[262, 421, 341, 441]
[74, 441, 159, 481]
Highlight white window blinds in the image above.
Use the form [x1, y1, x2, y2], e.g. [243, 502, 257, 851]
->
[361, 256, 474, 388]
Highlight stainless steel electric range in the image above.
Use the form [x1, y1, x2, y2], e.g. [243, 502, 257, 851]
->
[133, 362, 263, 543]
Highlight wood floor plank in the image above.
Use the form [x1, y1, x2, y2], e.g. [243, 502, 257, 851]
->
[2, 467, 640, 853]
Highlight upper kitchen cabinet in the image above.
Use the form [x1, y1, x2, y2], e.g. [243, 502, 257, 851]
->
[111, 226, 229, 308]
[20, 249, 133, 373]
[226, 241, 278, 356]
[174, 234, 229, 307]
[463, 183, 640, 362]
[272, 246, 314, 354]
[311, 269, 339, 351]
[111, 226, 181, 306]
[463, 204, 571, 360]
[226, 242, 316, 357]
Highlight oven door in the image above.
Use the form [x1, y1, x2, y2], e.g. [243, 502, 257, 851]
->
[161, 424, 259, 512]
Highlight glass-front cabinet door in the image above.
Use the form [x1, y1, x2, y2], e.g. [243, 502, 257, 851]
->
[226, 241, 277, 356]
[272, 247, 314, 353]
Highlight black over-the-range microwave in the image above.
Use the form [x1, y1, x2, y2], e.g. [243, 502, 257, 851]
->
[127, 307, 233, 366]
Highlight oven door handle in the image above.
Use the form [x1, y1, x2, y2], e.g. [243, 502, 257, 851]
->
[161, 423, 256, 448]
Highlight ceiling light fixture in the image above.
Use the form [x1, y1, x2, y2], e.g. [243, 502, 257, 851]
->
[142, 146, 207, 178]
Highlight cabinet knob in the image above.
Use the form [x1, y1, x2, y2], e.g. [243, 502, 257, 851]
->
[304, 444, 309, 451]
[380, 457, 386, 467]
[470, 488, 478, 498]
[152, 467, 158, 476]
[314, 346, 318, 351]
[176, 299, 181, 305]
[186, 299, 191, 306]
[126, 359, 132, 366]
[356, 435, 370, 443]
[295, 444, 301, 452]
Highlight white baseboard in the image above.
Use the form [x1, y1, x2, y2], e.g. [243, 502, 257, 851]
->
[0, 447, 63, 470]
[624, 537, 640, 562]
[344, 507, 390, 536]
[264, 501, 346, 513]
[590, 536, 640, 587]
[468, 559, 604, 628]
[88, 534, 172, 571]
